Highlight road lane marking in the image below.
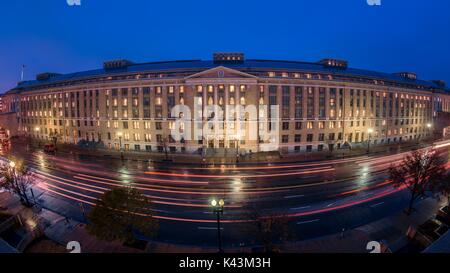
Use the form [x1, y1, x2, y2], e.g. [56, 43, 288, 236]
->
[297, 219, 320, 225]
[284, 194, 304, 199]
[198, 227, 224, 230]
[370, 202, 385, 208]
[326, 202, 337, 207]
[290, 206, 311, 210]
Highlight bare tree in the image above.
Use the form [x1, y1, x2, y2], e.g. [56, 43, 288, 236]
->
[49, 131, 60, 148]
[432, 172, 450, 206]
[389, 149, 448, 215]
[0, 158, 36, 207]
[242, 206, 294, 252]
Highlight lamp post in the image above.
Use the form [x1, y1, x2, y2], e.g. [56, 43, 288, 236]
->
[210, 198, 225, 253]
[236, 134, 240, 164]
[367, 128, 374, 154]
[117, 132, 124, 161]
[426, 123, 433, 141]
[9, 161, 18, 196]
[35, 127, 40, 147]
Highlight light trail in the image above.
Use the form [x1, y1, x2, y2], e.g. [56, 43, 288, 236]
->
[145, 167, 335, 178]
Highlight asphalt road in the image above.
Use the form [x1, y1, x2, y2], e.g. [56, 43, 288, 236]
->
[3, 141, 450, 247]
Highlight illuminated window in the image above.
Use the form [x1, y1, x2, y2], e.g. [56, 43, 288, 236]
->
[133, 121, 139, 129]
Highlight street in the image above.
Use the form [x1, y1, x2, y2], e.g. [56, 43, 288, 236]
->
[3, 141, 450, 248]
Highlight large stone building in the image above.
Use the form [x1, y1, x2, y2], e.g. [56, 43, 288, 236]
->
[2, 53, 450, 155]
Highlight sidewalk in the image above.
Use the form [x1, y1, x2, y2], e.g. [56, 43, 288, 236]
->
[0, 191, 143, 253]
[15, 137, 440, 166]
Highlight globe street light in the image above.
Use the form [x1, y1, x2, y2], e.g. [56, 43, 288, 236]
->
[210, 198, 225, 253]
[367, 128, 374, 154]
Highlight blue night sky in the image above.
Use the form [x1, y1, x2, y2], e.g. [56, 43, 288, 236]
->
[1, 0, 450, 93]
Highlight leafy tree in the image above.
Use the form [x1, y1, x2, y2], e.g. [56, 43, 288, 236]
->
[0, 157, 35, 207]
[243, 206, 294, 252]
[389, 149, 448, 215]
[87, 187, 159, 244]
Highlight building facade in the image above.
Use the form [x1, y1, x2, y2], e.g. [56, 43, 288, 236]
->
[4, 53, 450, 155]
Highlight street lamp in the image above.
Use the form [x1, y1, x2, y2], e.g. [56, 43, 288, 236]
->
[117, 132, 124, 161]
[236, 134, 241, 164]
[210, 198, 225, 253]
[35, 127, 41, 147]
[367, 128, 374, 154]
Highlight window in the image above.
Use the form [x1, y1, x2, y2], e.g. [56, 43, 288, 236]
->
[282, 135, 289, 143]
[133, 121, 139, 129]
[318, 133, 325, 141]
[295, 134, 301, 142]
[282, 122, 289, 130]
[307, 134, 313, 142]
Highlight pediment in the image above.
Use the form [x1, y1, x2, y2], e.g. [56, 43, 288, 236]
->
[184, 66, 257, 80]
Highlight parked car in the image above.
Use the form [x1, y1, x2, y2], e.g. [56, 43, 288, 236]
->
[43, 144, 56, 153]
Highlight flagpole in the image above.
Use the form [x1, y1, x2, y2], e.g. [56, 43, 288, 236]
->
[20, 65, 25, 81]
